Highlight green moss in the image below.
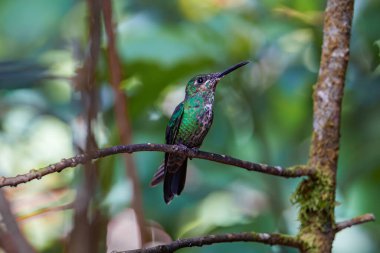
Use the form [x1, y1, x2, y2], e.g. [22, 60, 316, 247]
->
[291, 168, 336, 252]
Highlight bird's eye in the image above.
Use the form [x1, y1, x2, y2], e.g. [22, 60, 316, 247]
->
[197, 77, 204, 84]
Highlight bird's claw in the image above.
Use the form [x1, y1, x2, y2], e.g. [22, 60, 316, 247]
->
[177, 144, 188, 150]
[175, 144, 198, 159]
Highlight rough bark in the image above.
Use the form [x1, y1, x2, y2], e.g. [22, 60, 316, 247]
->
[292, 0, 355, 252]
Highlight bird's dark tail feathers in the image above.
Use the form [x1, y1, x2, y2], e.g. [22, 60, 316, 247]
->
[150, 163, 165, 187]
[163, 159, 187, 204]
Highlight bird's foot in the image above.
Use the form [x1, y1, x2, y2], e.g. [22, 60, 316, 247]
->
[175, 144, 198, 159]
[177, 144, 188, 151]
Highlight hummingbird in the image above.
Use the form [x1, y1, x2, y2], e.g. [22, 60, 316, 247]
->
[150, 61, 250, 203]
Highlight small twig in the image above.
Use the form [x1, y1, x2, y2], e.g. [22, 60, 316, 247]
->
[335, 213, 376, 233]
[17, 203, 74, 221]
[0, 144, 314, 188]
[117, 232, 304, 253]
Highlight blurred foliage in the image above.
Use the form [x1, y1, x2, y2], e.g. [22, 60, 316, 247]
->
[0, 0, 379, 252]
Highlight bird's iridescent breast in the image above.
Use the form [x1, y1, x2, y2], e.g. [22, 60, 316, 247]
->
[176, 93, 214, 147]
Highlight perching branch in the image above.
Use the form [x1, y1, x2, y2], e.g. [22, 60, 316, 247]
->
[0, 144, 314, 188]
[119, 232, 305, 253]
[335, 213, 376, 233]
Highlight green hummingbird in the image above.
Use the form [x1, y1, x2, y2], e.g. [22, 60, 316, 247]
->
[151, 61, 250, 203]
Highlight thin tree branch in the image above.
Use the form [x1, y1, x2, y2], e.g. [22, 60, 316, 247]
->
[118, 232, 304, 253]
[0, 144, 314, 188]
[18, 203, 74, 221]
[335, 213, 376, 233]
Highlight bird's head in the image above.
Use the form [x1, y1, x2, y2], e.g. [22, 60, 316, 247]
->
[185, 61, 250, 97]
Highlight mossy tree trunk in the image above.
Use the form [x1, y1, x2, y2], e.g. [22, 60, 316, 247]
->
[293, 0, 355, 252]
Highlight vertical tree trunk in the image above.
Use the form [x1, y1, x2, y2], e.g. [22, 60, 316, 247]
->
[293, 0, 355, 252]
[102, 0, 148, 245]
[66, 0, 104, 251]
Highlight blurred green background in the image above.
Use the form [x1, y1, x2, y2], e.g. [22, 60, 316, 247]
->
[0, 0, 379, 252]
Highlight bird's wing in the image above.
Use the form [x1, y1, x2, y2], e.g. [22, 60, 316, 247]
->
[165, 102, 184, 144]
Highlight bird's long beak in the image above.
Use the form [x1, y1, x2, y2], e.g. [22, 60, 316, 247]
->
[217, 60, 250, 79]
